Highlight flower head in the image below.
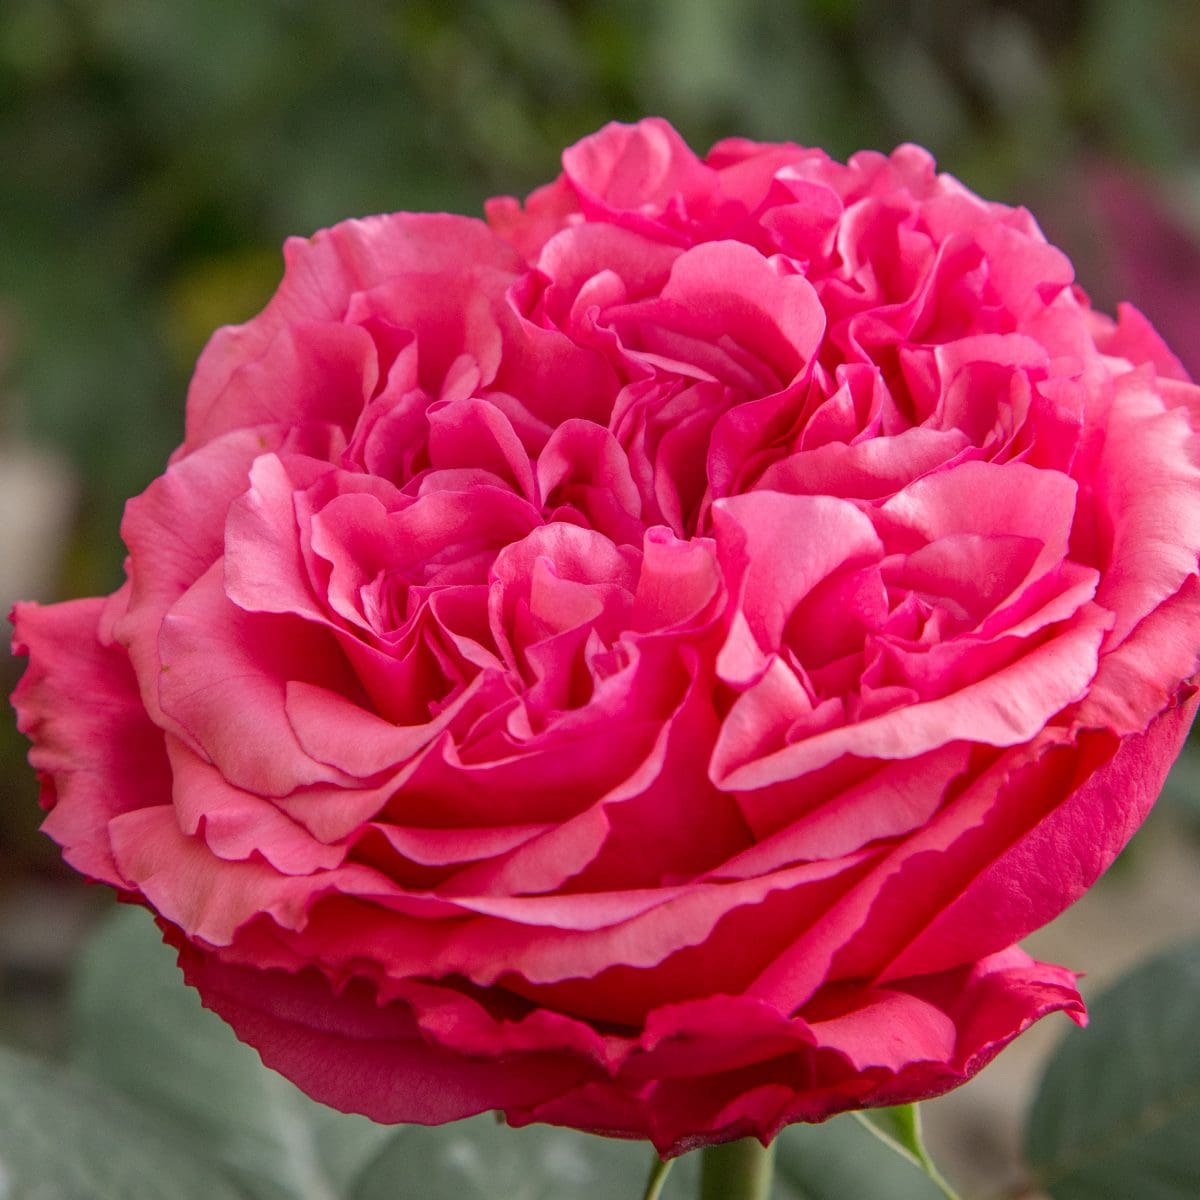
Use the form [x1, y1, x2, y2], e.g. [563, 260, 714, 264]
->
[13, 119, 1200, 1155]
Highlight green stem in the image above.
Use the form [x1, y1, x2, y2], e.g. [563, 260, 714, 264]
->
[924, 1158, 963, 1200]
[699, 1138, 776, 1200]
[643, 1154, 673, 1200]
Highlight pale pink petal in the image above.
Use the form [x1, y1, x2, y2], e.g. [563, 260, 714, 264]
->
[157, 564, 354, 796]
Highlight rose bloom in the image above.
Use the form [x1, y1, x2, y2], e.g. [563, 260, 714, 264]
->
[13, 119, 1200, 1156]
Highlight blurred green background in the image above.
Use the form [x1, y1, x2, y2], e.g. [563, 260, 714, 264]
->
[2, 5, 1200, 1183]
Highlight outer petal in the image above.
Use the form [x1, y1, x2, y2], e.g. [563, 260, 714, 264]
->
[1092, 369, 1200, 647]
[517, 947, 1083, 1156]
[174, 941, 603, 1124]
[874, 691, 1199, 981]
[185, 215, 522, 449]
[11, 599, 171, 886]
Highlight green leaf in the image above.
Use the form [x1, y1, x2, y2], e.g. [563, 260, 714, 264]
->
[775, 1116, 944, 1200]
[854, 1105, 926, 1167]
[1027, 936, 1200, 1199]
[853, 1106, 960, 1198]
[348, 1116, 701, 1200]
[0, 1042, 246, 1200]
[70, 904, 391, 1200]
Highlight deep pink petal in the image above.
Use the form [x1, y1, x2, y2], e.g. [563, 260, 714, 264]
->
[177, 943, 603, 1123]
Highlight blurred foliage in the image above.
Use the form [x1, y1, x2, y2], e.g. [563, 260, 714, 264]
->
[1, 1, 1199, 859]
[1028, 936, 1200, 1200]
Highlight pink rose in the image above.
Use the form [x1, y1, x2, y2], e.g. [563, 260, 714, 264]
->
[13, 119, 1200, 1156]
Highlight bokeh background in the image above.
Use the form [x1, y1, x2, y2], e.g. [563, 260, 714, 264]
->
[2, 1, 1199, 1194]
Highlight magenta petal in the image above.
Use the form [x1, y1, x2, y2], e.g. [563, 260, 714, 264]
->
[714, 490, 883, 671]
[877, 695, 1198, 980]
[716, 602, 1109, 790]
[611, 241, 826, 388]
[176, 947, 602, 1124]
[807, 988, 956, 1072]
[428, 397, 536, 500]
[562, 117, 717, 229]
[12, 599, 171, 886]
[1095, 302, 1190, 381]
[1092, 370, 1200, 647]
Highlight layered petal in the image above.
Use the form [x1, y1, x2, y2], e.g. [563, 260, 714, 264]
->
[13, 118, 1200, 1155]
